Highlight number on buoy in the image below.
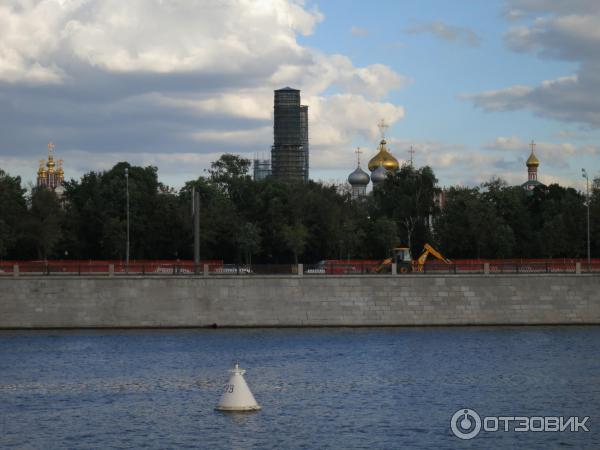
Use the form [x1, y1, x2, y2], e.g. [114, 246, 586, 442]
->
[216, 363, 261, 411]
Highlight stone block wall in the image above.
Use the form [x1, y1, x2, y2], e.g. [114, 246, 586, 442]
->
[0, 274, 598, 328]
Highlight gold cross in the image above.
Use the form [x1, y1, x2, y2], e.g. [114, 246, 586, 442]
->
[47, 141, 55, 156]
[377, 118, 388, 140]
[355, 147, 363, 165]
[530, 140, 536, 153]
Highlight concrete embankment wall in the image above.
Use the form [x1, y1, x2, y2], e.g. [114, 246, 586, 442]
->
[0, 275, 599, 328]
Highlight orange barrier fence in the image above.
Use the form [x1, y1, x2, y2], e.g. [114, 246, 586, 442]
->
[0, 260, 599, 276]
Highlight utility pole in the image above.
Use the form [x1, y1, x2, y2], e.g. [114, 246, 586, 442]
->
[193, 188, 200, 273]
[582, 168, 591, 265]
[125, 167, 130, 267]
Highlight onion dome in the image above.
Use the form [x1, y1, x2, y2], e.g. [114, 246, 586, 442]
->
[57, 160, 64, 180]
[525, 139, 540, 167]
[46, 157, 55, 173]
[526, 151, 539, 167]
[368, 139, 399, 172]
[348, 166, 370, 186]
[371, 163, 388, 186]
[37, 160, 45, 177]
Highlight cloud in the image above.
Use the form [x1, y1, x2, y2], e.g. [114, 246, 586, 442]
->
[483, 135, 600, 169]
[325, 134, 588, 189]
[0, 0, 324, 79]
[350, 26, 368, 37]
[381, 138, 523, 187]
[379, 136, 592, 188]
[0, 0, 408, 187]
[502, 0, 600, 16]
[406, 21, 481, 47]
[466, 1, 600, 128]
[270, 53, 409, 100]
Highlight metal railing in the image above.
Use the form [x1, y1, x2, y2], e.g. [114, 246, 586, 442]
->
[1, 261, 599, 276]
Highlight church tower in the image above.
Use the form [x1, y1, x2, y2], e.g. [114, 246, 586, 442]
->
[347, 147, 370, 199]
[521, 140, 544, 192]
[368, 119, 399, 187]
[37, 141, 65, 195]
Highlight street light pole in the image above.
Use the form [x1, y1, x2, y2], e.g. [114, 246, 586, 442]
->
[125, 167, 130, 267]
[582, 168, 590, 265]
[193, 189, 200, 272]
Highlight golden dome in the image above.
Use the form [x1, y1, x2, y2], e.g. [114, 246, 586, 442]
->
[47, 156, 55, 173]
[526, 151, 539, 167]
[37, 160, 45, 177]
[368, 139, 399, 172]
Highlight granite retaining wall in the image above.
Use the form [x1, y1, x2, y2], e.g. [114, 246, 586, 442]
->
[0, 274, 598, 328]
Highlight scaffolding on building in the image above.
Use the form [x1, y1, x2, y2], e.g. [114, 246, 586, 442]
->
[271, 87, 309, 182]
[253, 159, 271, 181]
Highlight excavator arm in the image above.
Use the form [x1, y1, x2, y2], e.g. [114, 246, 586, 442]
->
[415, 243, 451, 272]
[374, 257, 393, 273]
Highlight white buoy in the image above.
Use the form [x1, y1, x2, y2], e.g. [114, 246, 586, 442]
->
[216, 363, 261, 412]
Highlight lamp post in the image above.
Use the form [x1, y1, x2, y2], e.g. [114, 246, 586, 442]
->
[582, 168, 590, 265]
[125, 167, 130, 267]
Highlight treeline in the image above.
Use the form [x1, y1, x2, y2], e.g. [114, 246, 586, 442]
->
[0, 154, 598, 262]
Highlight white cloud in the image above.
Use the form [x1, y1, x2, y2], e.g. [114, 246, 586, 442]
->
[189, 126, 271, 144]
[482, 135, 600, 169]
[0, 0, 408, 184]
[309, 94, 405, 146]
[0, 0, 323, 78]
[156, 93, 272, 120]
[467, 1, 600, 128]
[270, 53, 409, 100]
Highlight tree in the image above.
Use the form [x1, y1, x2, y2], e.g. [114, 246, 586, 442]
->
[27, 188, 64, 259]
[281, 223, 308, 265]
[482, 179, 532, 257]
[533, 184, 586, 258]
[209, 154, 252, 181]
[372, 164, 438, 257]
[435, 187, 486, 258]
[237, 222, 261, 264]
[338, 217, 366, 260]
[61, 163, 187, 259]
[0, 219, 11, 259]
[208, 153, 252, 201]
[370, 217, 398, 259]
[0, 169, 27, 259]
[591, 177, 600, 258]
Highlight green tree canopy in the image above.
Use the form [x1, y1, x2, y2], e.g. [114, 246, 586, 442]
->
[0, 169, 27, 258]
[2, 158, 597, 263]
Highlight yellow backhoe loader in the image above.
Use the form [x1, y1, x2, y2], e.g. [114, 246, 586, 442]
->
[375, 243, 451, 273]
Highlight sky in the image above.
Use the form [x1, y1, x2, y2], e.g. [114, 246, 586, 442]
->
[1, 0, 599, 190]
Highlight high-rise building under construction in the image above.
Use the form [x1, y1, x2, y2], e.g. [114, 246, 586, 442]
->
[271, 87, 309, 182]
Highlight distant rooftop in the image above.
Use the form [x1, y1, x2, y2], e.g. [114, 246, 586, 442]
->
[276, 86, 300, 91]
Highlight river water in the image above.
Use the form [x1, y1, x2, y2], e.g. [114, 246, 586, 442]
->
[1, 327, 599, 449]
